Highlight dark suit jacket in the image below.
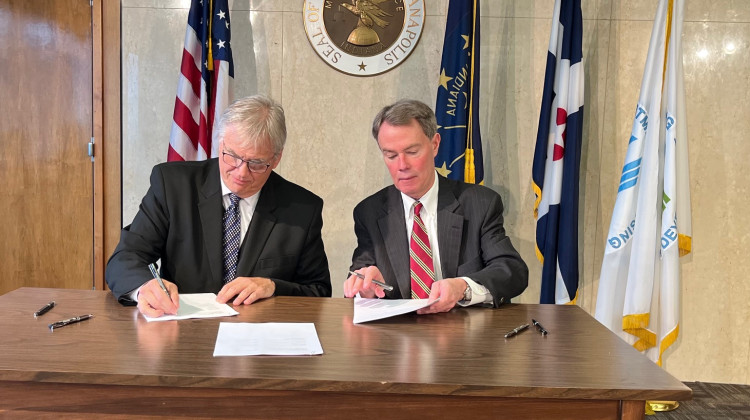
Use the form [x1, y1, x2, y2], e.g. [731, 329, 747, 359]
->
[106, 159, 331, 304]
[350, 176, 528, 307]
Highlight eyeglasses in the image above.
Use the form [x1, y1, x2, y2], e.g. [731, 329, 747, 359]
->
[221, 151, 273, 174]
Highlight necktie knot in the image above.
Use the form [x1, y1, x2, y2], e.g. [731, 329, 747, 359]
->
[413, 201, 423, 217]
[228, 193, 241, 207]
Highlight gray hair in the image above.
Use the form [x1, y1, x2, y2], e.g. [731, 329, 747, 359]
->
[215, 94, 286, 155]
[371, 99, 437, 141]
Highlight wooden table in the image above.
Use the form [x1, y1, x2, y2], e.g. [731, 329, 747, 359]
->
[0, 288, 690, 419]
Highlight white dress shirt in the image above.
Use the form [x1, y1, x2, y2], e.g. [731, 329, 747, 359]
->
[220, 178, 261, 240]
[399, 173, 492, 306]
[131, 175, 262, 301]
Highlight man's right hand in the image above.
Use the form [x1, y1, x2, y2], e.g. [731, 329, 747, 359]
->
[343, 266, 387, 299]
[137, 279, 179, 317]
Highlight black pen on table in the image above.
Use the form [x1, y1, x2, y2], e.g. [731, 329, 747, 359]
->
[348, 271, 394, 292]
[504, 323, 529, 338]
[48, 314, 93, 331]
[33, 301, 55, 318]
[532, 319, 548, 335]
[148, 263, 171, 298]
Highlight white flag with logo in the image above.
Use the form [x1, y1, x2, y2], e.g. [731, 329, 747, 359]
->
[595, 0, 691, 365]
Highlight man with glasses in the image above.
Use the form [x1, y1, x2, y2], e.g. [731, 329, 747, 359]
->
[106, 95, 331, 317]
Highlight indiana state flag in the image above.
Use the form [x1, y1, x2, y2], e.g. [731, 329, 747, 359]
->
[434, 0, 483, 184]
[595, 0, 692, 366]
[532, 0, 584, 304]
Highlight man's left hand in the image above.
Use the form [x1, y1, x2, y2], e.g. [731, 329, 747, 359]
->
[216, 277, 275, 306]
[417, 277, 467, 314]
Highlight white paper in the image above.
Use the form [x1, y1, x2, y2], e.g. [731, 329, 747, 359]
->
[352, 296, 437, 324]
[144, 293, 239, 322]
[213, 322, 324, 356]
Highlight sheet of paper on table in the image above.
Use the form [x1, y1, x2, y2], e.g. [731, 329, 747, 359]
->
[144, 293, 239, 322]
[213, 322, 324, 356]
[352, 296, 437, 324]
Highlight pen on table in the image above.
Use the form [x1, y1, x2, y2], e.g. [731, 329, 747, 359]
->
[148, 263, 171, 298]
[33, 301, 55, 318]
[48, 314, 93, 331]
[348, 271, 394, 292]
[532, 319, 548, 335]
[504, 323, 529, 338]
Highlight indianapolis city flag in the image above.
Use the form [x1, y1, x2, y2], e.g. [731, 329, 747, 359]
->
[168, 0, 234, 162]
[532, 0, 584, 304]
[434, 0, 483, 184]
[595, 0, 691, 366]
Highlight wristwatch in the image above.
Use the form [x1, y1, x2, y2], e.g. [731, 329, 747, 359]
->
[462, 281, 472, 303]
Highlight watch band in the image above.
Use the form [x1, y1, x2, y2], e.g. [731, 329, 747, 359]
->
[462, 281, 472, 303]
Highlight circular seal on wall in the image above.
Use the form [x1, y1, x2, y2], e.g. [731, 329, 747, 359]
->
[303, 0, 426, 77]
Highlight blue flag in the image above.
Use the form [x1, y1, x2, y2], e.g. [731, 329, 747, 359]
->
[434, 0, 482, 184]
[532, 0, 584, 304]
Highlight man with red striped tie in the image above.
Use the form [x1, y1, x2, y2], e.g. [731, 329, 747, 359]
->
[344, 99, 528, 314]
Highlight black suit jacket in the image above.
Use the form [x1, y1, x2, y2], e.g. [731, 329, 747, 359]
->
[350, 176, 528, 307]
[106, 159, 331, 304]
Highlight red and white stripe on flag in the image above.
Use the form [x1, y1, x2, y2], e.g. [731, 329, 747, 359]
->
[168, 0, 234, 162]
[531, 0, 584, 305]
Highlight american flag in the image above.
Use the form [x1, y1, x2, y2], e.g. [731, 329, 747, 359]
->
[168, 0, 234, 161]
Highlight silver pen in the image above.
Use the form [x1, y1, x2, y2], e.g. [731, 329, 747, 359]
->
[348, 271, 394, 292]
[49, 314, 93, 331]
[148, 263, 171, 298]
[504, 323, 530, 338]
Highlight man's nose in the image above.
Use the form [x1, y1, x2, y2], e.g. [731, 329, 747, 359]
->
[234, 162, 252, 177]
[397, 154, 409, 170]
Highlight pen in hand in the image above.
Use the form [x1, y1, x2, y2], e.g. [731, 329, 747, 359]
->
[532, 319, 548, 335]
[34, 301, 55, 318]
[348, 271, 394, 292]
[504, 323, 529, 338]
[148, 263, 171, 298]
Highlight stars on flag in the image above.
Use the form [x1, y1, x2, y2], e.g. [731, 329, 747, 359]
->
[461, 34, 469, 49]
[438, 69, 452, 90]
[436, 162, 452, 177]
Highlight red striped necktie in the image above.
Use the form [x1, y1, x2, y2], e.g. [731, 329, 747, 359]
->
[409, 201, 435, 299]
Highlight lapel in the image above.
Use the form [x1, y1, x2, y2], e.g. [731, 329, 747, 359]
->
[436, 176, 464, 279]
[197, 159, 225, 285]
[377, 186, 411, 299]
[236, 172, 278, 275]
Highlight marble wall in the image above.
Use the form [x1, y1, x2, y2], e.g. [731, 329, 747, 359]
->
[121, 0, 750, 384]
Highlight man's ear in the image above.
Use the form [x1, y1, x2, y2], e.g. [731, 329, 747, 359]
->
[431, 132, 441, 157]
[270, 150, 283, 170]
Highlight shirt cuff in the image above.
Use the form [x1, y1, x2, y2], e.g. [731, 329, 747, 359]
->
[129, 285, 143, 302]
[457, 277, 492, 307]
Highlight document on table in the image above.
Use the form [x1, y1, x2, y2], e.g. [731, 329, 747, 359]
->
[144, 293, 239, 322]
[213, 322, 323, 356]
[352, 296, 437, 324]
